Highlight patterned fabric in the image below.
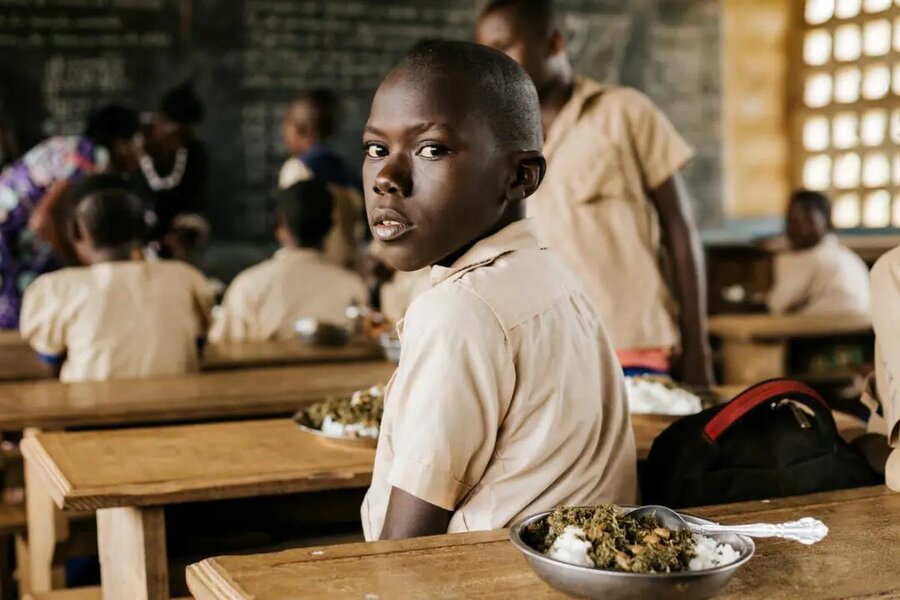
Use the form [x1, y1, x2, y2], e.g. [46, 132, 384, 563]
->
[0, 136, 107, 329]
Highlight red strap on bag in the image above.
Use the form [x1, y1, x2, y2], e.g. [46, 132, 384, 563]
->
[703, 380, 828, 442]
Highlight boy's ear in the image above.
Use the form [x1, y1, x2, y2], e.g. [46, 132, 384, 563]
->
[548, 28, 566, 56]
[507, 150, 547, 202]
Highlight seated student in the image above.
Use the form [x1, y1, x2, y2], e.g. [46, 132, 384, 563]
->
[767, 190, 870, 316]
[858, 248, 900, 491]
[360, 41, 636, 540]
[280, 89, 363, 268]
[210, 180, 366, 343]
[19, 183, 213, 383]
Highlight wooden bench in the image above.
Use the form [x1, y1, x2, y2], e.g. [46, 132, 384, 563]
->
[23, 586, 101, 600]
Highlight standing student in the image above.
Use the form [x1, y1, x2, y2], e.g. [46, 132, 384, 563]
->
[210, 180, 366, 342]
[280, 89, 363, 268]
[476, 0, 713, 384]
[0, 104, 142, 329]
[360, 41, 636, 540]
[19, 181, 213, 382]
[767, 190, 869, 316]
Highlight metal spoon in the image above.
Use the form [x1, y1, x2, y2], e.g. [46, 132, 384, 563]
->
[626, 505, 829, 545]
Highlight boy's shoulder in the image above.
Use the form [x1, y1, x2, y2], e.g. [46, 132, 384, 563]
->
[872, 245, 900, 290]
[147, 260, 208, 287]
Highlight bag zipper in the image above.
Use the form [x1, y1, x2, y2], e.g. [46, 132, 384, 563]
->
[771, 398, 814, 429]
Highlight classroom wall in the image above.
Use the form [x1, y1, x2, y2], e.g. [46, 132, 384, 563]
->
[0, 0, 722, 240]
[720, 0, 793, 219]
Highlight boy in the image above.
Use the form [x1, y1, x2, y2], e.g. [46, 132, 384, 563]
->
[361, 41, 636, 540]
[476, 0, 713, 385]
[859, 247, 900, 490]
[767, 190, 870, 316]
[19, 181, 213, 383]
[280, 89, 363, 268]
[210, 180, 366, 342]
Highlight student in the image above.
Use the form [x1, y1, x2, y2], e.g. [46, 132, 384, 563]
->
[210, 180, 366, 343]
[280, 89, 363, 268]
[767, 190, 870, 316]
[19, 181, 213, 383]
[476, 0, 713, 385]
[0, 104, 142, 329]
[360, 41, 636, 540]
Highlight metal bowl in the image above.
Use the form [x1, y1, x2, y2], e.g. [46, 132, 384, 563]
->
[294, 318, 352, 347]
[293, 420, 378, 449]
[510, 508, 754, 600]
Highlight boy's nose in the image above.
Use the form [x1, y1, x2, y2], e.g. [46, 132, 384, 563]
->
[373, 159, 412, 197]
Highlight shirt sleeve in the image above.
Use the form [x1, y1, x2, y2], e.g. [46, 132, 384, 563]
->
[278, 158, 313, 190]
[208, 273, 255, 343]
[871, 249, 900, 445]
[619, 88, 695, 191]
[187, 266, 215, 338]
[767, 252, 814, 315]
[384, 285, 515, 510]
[19, 274, 68, 361]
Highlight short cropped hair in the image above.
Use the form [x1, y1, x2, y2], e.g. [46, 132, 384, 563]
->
[75, 186, 146, 248]
[160, 81, 205, 125]
[84, 104, 139, 150]
[791, 190, 832, 228]
[288, 89, 340, 140]
[277, 179, 333, 249]
[395, 40, 542, 150]
[480, 0, 560, 37]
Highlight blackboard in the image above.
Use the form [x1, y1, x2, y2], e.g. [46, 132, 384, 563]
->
[0, 0, 721, 241]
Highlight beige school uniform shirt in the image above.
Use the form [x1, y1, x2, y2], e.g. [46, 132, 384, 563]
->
[527, 77, 693, 351]
[279, 158, 363, 268]
[209, 248, 366, 343]
[865, 246, 900, 491]
[361, 220, 637, 540]
[20, 261, 213, 383]
[768, 234, 870, 316]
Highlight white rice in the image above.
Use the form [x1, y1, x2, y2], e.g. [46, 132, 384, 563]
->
[625, 377, 703, 415]
[688, 534, 741, 571]
[545, 529, 740, 572]
[547, 526, 593, 568]
[320, 415, 379, 439]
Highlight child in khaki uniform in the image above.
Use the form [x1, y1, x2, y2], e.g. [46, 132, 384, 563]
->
[210, 180, 366, 342]
[859, 246, 900, 491]
[20, 184, 213, 383]
[360, 41, 636, 541]
[768, 191, 870, 316]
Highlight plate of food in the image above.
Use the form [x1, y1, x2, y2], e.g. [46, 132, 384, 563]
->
[510, 504, 754, 600]
[293, 385, 385, 448]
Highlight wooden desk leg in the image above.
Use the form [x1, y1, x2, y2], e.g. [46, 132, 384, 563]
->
[97, 506, 168, 600]
[23, 428, 68, 595]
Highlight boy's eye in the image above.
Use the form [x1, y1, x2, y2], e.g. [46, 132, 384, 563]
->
[365, 143, 388, 159]
[416, 144, 450, 159]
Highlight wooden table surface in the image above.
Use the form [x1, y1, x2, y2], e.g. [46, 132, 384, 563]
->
[708, 312, 872, 341]
[186, 485, 898, 600]
[0, 361, 396, 431]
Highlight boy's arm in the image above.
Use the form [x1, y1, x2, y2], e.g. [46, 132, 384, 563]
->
[380, 487, 452, 540]
[767, 253, 813, 314]
[649, 173, 713, 386]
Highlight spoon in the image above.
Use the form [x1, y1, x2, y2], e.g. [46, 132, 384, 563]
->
[626, 505, 829, 545]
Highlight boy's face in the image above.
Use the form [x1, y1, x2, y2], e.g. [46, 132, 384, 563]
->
[362, 69, 513, 272]
[282, 100, 315, 156]
[787, 201, 829, 250]
[111, 133, 143, 173]
[475, 7, 556, 92]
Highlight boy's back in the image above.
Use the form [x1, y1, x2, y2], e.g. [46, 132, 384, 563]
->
[210, 248, 366, 342]
[362, 221, 637, 538]
[21, 260, 212, 382]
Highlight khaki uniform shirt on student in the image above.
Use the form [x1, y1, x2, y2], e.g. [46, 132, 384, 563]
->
[209, 248, 367, 343]
[20, 261, 213, 383]
[768, 234, 870, 316]
[527, 77, 693, 351]
[279, 159, 363, 268]
[361, 220, 637, 539]
[866, 246, 900, 491]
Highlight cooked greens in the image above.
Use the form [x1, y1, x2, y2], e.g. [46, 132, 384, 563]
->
[296, 385, 384, 431]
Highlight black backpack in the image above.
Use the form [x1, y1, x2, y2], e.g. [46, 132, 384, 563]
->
[643, 379, 880, 508]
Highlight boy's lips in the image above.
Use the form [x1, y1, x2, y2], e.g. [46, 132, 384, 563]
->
[371, 207, 415, 242]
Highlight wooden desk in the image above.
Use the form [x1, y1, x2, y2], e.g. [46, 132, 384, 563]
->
[186, 485, 898, 600]
[708, 313, 873, 384]
[0, 361, 396, 431]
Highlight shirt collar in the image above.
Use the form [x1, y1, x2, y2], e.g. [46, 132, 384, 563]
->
[274, 247, 322, 262]
[544, 76, 609, 158]
[429, 220, 539, 286]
